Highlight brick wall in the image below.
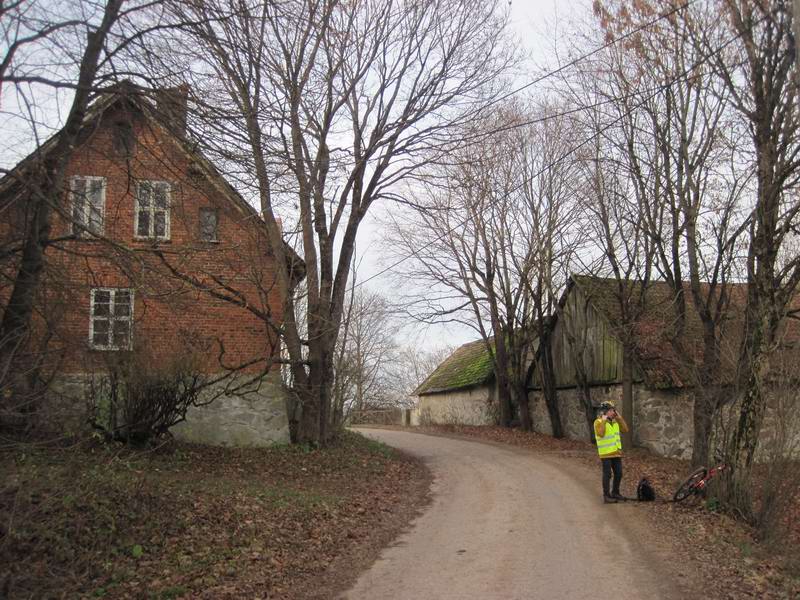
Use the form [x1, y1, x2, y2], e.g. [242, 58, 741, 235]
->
[1, 97, 291, 444]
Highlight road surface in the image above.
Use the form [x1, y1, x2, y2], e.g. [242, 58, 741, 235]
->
[343, 428, 682, 600]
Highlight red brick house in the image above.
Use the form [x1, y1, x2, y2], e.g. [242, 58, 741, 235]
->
[0, 82, 303, 445]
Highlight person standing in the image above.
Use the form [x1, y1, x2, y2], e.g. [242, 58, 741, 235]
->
[594, 400, 629, 503]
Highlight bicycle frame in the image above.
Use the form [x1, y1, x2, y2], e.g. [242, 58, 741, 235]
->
[673, 462, 730, 502]
[692, 463, 728, 493]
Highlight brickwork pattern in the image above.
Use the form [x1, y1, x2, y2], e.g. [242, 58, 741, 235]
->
[1, 98, 290, 444]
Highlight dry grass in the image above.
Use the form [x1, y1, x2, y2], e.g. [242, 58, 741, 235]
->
[0, 431, 430, 599]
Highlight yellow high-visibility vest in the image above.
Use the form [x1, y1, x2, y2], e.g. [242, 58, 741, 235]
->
[596, 420, 622, 457]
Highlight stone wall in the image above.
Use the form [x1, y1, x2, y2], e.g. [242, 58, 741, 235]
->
[46, 371, 289, 446]
[418, 385, 496, 426]
[172, 372, 289, 446]
[715, 388, 800, 460]
[531, 382, 800, 461]
[528, 384, 695, 459]
[633, 386, 694, 460]
[528, 385, 622, 441]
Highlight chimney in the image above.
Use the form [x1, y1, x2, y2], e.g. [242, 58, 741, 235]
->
[156, 84, 189, 136]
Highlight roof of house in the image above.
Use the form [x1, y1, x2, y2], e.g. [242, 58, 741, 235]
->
[0, 80, 305, 284]
[570, 275, 800, 389]
[414, 338, 495, 396]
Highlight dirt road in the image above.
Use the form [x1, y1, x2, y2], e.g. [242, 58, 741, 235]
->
[344, 428, 683, 600]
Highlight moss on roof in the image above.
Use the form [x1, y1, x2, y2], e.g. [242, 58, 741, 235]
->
[414, 338, 495, 396]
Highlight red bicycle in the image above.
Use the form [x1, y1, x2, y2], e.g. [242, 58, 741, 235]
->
[672, 463, 728, 502]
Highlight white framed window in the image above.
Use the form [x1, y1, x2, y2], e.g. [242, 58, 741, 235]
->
[70, 176, 106, 236]
[134, 181, 170, 240]
[89, 288, 133, 350]
[199, 207, 219, 242]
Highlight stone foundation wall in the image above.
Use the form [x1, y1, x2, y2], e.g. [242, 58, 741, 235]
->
[528, 386, 623, 441]
[527, 381, 799, 461]
[418, 385, 496, 426]
[715, 389, 800, 460]
[633, 386, 694, 460]
[528, 384, 695, 459]
[45, 371, 289, 446]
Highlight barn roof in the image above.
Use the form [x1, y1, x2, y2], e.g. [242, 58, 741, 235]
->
[570, 275, 800, 389]
[414, 338, 494, 396]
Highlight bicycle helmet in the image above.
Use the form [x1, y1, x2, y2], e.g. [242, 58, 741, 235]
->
[598, 401, 616, 410]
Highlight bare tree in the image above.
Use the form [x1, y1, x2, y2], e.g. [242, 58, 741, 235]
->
[0, 0, 125, 426]
[591, 0, 749, 467]
[388, 343, 455, 407]
[697, 0, 800, 513]
[331, 287, 399, 428]
[391, 101, 581, 434]
[568, 54, 658, 448]
[161, 0, 514, 444]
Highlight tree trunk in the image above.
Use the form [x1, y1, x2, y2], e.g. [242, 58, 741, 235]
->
[491, 330, 513, 427]
[578, 378, 595, 442]
[296, 383, 321, 445]
[0, 2, 123, 409]
[494, 369, 513, 427]
[691, 390, 715, 469]
[621, 345, 634, 450]
[689, 318, 724, 467]
[539, 336, 563, 438]
[514, 379, 532, 431]
[726, 326, 772, 517]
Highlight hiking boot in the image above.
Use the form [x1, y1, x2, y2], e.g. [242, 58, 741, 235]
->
[611, 493, 626, 501]
[603, 495, 618, 504]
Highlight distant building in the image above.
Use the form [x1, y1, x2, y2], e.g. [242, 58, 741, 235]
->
[416, 275, 799, 459]
[528, 276, 800, 459]
[414, 338, 498, 425]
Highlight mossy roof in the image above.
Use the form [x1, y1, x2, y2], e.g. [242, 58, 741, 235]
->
[414, 338, 495, 396]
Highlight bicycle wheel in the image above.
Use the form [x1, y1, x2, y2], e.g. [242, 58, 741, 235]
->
[673, 467, 707, 502]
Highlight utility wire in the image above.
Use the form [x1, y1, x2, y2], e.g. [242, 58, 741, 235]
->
[353, 12, 750, 291]
[482, 0, 698, 110]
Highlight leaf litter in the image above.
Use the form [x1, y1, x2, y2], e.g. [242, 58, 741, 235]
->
[0, 431, 431, 599]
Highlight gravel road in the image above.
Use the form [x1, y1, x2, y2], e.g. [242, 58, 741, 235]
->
[343, 428, 683, 600]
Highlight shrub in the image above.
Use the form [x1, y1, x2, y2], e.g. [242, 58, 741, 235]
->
[88, 346, 206, 445]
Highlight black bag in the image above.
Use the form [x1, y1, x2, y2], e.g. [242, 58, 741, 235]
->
[636, 477, 656, 502]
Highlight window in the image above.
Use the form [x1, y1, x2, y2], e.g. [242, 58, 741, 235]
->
[199, 207, 219, 242]
[134, 181, 170, 240]
[70, 176, 105, 236]
[89, 288, 133, 350]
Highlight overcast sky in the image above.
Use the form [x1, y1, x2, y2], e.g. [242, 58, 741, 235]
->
[0, 0, 594, 355]
[359, 0, 593, 353]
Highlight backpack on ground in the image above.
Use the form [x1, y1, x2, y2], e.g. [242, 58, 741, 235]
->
[636, 477, 656, 502]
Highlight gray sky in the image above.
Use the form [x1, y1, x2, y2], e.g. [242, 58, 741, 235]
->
[0, 0, 594, 354]
[358, 0, 592, 352]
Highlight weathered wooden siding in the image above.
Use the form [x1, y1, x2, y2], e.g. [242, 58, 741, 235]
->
[532, 284, 632, 388]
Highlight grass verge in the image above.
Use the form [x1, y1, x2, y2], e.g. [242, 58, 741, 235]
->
[0, 431, 430, 599]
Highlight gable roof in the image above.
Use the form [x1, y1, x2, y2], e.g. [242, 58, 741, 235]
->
[0, 80, 305, 284]
[569, 275, 800, 389]
[414, 338, 495, 396]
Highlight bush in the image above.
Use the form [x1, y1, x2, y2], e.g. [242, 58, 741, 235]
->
[88, 348, 206, 445]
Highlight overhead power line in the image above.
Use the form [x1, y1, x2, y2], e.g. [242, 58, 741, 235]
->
[353, 7, 751, 291]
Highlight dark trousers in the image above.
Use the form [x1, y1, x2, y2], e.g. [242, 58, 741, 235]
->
[601, 457, 623, 497]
